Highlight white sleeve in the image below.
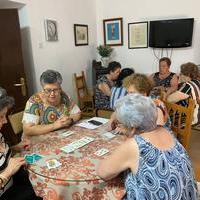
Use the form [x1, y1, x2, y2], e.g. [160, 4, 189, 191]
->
[22, 113, 40, 124]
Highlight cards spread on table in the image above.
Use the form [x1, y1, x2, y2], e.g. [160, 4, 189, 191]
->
[60, 131, 74, 137]
[103, 132, 116, 139]
[61, 136, 95, 153]
[24, 153, 43, 164]
[94, 148, 109, 156]
[46, 159, 62, 169]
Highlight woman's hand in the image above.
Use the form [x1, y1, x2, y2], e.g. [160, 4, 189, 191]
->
[11, 138, 31, 152]
[53, 116, 72, 130]
[3, 157, 26, 177]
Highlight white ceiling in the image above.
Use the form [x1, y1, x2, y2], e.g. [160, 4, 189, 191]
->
[0, 0, 25, 9]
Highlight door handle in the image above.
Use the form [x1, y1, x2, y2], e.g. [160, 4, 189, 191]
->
[14, 77, 27, 97]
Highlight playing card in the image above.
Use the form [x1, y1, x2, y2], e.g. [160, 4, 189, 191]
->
[32, 153, 43, 161]
[103, 132, 116, 139]
[46, 159, 62, 169]
[94, 148, 109, 156]
[60, 131, 74, 137]
[61, 145, 76, 153]
[24, 155, 34, 164]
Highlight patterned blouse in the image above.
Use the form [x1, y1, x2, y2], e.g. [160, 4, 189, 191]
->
[110, 87, 127, 109]
[95, 75, 113, 109]
[22, 91, 80, 125]
[153, 72, 175, 88]
[123, 134, 198, 200]
[0, 133, 13, 196]
[178, 79, 200, 125]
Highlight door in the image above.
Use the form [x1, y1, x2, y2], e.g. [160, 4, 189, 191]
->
[0, 9, 28, 145]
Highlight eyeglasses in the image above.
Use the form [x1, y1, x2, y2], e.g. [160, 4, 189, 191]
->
[43, 88, 61, 95]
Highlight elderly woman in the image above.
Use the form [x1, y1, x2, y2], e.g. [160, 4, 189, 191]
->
[95, 61, 121, 109]
[108, 73, 169, 131]
[167, 62, 200, 125]
[97, 94, 198, 199]
[149, 57, 178, 98]
[0, 87, 41, 199]
[23, 70, 81, 136]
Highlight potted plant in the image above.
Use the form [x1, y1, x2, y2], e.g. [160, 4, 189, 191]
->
[97, 45, 113, 67]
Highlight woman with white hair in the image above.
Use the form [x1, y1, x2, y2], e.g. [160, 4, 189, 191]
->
[97, 94, 197, 199]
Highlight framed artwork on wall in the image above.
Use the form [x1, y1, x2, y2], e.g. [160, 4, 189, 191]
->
[45, 19, 58, 41]
[128, 21, 148, 49]
[74, 24, 89, 46]
[103, 17, 123, 46]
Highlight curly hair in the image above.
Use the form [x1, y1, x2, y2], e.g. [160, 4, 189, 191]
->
[180, 62, 200, 80]
[40, 69, 63, 87]
[123, 73, 153, 96]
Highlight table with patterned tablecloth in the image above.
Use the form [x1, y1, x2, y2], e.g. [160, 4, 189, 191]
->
[22, 124, 126, 200]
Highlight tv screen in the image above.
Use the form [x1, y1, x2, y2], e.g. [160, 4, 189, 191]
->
[149, 18, 194, 48]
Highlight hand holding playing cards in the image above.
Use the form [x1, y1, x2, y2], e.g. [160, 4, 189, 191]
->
[53, 116, 73, 130]
[3, 157, 26, 177]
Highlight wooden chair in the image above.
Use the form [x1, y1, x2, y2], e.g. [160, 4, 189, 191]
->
[8, 111, 24, 135]
[74, 71, 95, 118]
[164, 98, 195, 150]
[96, 108, 113, 119]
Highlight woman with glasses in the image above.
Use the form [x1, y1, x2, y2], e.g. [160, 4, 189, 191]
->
[22, 70, 81, 136]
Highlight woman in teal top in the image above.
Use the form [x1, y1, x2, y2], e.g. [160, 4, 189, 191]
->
[97, 94, 198, 199]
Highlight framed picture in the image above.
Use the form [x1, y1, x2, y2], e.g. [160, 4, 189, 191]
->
[74, 24, 88, 46]
[128, 21, 148, 49]
[103, 17, 123, 46]
[45, 19, 58, 41]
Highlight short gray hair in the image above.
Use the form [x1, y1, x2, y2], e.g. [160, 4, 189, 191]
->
[40, 70, 63, 87]
[0, 87, 14, 111]
[115, 93, 157, 132]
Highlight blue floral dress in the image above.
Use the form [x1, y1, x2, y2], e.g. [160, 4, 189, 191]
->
[123, 134, 198, 200]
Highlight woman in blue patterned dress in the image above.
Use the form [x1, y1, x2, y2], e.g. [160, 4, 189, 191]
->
[23, 70, 81, 136]
[97, 94, 198, 199]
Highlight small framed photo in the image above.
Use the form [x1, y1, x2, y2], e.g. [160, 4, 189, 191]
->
[45, 19, 58, 41]
[103, 17, 123, 46]
[128, 21, 148, 49]
[74, 24, 89, 46]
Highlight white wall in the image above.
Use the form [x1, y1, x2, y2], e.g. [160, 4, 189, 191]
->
[96, 0, 200, 74]
[13, 0, 97, 101]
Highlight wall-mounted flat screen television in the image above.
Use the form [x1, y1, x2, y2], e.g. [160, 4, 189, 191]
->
[149, 18, 194, 48]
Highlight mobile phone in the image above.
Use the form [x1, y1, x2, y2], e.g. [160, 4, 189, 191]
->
[88, 120, 103, 126]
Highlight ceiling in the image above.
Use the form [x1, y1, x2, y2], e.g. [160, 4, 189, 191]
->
[0, 0, 25, 9]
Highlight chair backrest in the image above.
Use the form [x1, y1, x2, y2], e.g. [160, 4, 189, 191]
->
[8, 111, 24, 135]
[74, 71, 89, 100]
[164, 98, 195, 150]
[74, 71, 95, 117]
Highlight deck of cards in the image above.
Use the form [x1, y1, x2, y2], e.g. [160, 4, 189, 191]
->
[94, 148, 109, 156]
[46, 159, 62, 169]
[103, 132, 116, 139]
[24, 153, 43, 164]
[61, 136, 95, 153]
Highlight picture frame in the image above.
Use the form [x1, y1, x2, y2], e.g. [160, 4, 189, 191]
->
[103, 17, 123, 46]
[128, 21, 148, 49]
[45, 19, 58, 41]
[74, 24, 89, 46]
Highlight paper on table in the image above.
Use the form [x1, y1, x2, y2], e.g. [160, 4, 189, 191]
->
[76, 117, 109, 129]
